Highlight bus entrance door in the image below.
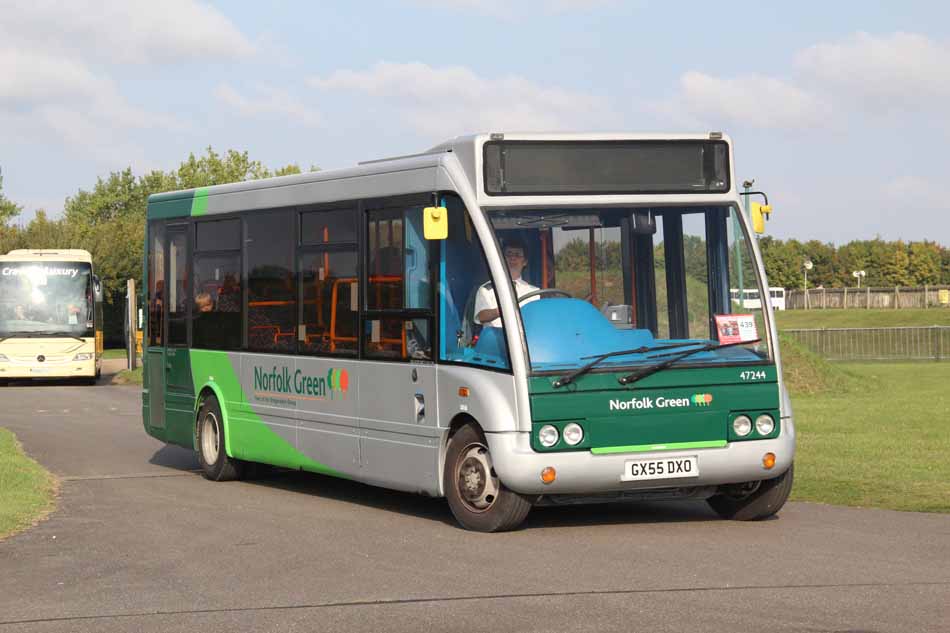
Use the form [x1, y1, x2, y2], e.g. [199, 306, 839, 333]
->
[358, 362, 440, 493]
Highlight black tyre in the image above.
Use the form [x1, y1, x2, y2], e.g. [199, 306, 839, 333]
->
[444, 424, 533, 532]
[707, 463, 794, 521]
[196, 394, 244, 481]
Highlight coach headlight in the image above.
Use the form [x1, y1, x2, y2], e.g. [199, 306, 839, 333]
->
[733, 415, 753, 437]
[73, 353, 94, 361]
[539, 425, 559, 447]
[755, 414, 775, 436]
[563, 423, 584, 446]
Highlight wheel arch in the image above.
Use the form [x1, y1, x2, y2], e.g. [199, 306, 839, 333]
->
[194, 381, 236, 458]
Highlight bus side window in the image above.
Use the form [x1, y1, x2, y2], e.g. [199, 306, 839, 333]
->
[364, 205, 433, 361]
[247, 211, 296, 353]
[438, 194, 510, 370]
[148, 223, 165, 346]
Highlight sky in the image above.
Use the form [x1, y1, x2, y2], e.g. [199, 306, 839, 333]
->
[1, 0, 948, 244]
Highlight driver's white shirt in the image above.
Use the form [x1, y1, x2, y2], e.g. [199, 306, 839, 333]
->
[474, 276, 539, 328]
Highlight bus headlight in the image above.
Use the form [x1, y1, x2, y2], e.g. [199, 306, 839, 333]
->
[563, 423, 584, 446]
[73, 353, 94, 361]
[539, 425, 559, 447]
[755, 414, 775, 436]
[733, 415, 753, 437]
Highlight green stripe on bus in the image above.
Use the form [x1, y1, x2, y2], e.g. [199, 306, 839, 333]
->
[190, 188, 210, 216]
[590, 440, 727, 455]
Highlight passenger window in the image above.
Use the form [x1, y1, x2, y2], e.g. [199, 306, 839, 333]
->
[148, 223, 165, 346]
[363, 317, 431, 360]
[366, 206, 431, 311]
[167, 229, 188, 346]
[364, 203, 434, 361]
[438, 194, 509, 369]
[247, 211, 296, 353]
[192, 254, 242, 350]
[300, 250, 358, 356]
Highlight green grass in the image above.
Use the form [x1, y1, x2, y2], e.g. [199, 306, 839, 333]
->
[102, 348, 129, 360]
[776, 308, 950, 330]
[113, 367, 143, 385]
[788, 362, 950, 513]
[0, 428, 57, 540]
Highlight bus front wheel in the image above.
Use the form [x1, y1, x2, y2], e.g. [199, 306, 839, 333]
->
[707, 463, 794, 521]
[444, 424, 532, 532]
[197, 394, 244, 481]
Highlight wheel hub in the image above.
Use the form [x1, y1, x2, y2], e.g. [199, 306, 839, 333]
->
[456, 444, 499, 512]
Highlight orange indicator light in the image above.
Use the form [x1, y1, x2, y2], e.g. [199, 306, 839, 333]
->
[763, 453, 776, 469]
[540, 467, 557, 484]
[458, 387, 470, 397]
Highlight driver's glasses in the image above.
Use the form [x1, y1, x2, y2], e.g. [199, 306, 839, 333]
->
[504, 249, 525, 261]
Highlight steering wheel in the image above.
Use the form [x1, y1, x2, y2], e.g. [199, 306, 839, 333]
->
[518, 288, 573, 304]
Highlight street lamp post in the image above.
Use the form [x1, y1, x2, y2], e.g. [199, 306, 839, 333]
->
[852, 270, 866, 288]
[803, 260, 813, 309]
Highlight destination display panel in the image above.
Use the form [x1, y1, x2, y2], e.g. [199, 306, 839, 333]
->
[483, 140, 730, 196]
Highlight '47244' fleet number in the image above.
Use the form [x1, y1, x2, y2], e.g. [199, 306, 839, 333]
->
[739, 370, 767, 381]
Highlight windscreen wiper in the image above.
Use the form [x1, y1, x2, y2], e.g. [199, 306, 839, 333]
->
[617, 339, 761, 386]
[553, 342, 705, 389]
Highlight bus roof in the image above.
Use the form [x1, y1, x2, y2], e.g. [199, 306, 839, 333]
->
[1, 249, 93, 263]
[147, 132, 737, 220]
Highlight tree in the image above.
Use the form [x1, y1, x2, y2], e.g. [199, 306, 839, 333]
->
[908, 241, 941, 285]
[882, 241, 913, 286]
[0, 173, 23, 226]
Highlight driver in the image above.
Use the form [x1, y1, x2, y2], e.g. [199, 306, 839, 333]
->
[474, 238, 539, 327]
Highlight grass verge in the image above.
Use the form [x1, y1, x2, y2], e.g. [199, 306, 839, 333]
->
[113, 367, 143, 385]
[776, 307, 950, 330]
[0, 428, 57, 540]
[788, 362, 950, 513]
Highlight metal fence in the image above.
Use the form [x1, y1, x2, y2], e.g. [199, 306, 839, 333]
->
[786, 285, 950, 310]
[783, 326, 950, 361]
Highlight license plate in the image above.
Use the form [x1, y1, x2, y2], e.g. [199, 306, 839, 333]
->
[30, 367, 49, 374]
[622, 456, 699, 482]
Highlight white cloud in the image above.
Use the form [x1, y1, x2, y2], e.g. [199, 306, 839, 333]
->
[0, 0, 249, 167]
[407, 0, 620, 17]
[796, 32, 950, 111]
[883, 176, 946, 210]
[309, 61, 615, 137]
[215, 84, 323, 128]
[0, 1, 254, 65]
[660, 71, 829, 130]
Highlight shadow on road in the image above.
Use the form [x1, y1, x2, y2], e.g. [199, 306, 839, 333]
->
[148, 444, 200, 471]
[147, 445, 723, 530]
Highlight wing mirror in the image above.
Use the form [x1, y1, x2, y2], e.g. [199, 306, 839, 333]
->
[423, 206, 448, 240]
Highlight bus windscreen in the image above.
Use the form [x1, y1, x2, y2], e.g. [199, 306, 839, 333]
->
[484, 140, 730, 195]
[0, 262, 94, 338]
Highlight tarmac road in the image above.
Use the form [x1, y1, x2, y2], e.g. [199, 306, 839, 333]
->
[1, 363, 948, 632]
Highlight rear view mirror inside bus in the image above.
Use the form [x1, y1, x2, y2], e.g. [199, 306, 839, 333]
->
[631, 210, 656, 235]
[423, 206, 448, 240]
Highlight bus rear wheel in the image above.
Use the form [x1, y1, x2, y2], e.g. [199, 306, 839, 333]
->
[444, 424, 532, 532]
[197, 394, 244, 481]
[707, 463, 794, 521]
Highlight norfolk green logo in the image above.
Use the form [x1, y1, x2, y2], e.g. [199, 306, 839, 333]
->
[691, 393, 713, 406]
[253, 365, 350, 399]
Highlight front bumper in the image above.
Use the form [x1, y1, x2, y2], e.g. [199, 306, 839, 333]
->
[488, 417, 795, 495]
[0, 358, 97, 379]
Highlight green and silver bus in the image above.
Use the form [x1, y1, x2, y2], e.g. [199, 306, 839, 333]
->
[0, 249, 104, 384]
[142, 133, 794, 531]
